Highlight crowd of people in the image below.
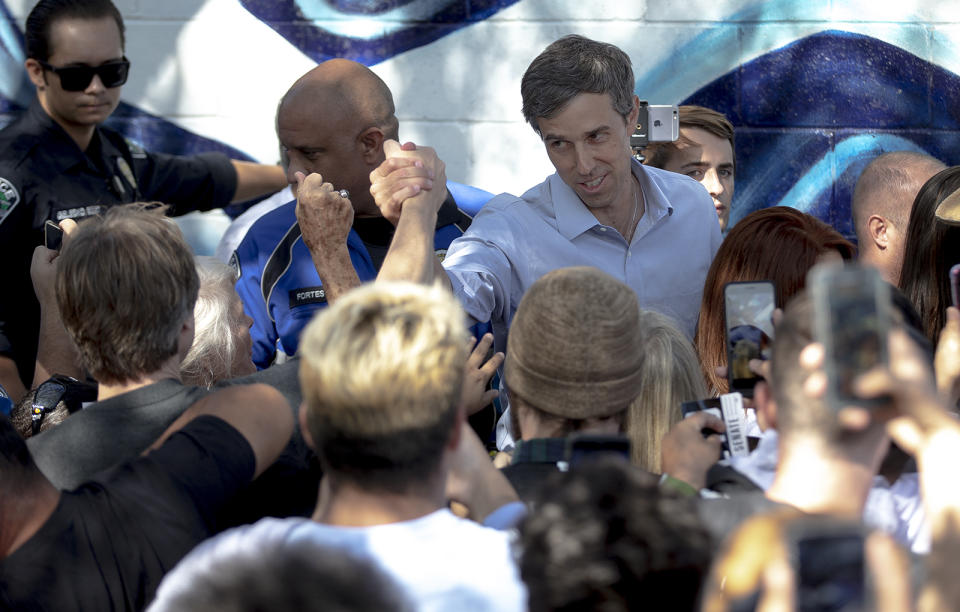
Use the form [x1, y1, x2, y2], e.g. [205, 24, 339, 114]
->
[1, 0, 960, 610]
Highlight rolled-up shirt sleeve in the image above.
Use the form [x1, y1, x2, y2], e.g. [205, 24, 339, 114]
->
[442, 217, 515, 328]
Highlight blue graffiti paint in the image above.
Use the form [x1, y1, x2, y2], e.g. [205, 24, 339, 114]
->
[239, 0, 521, 65]
[684, 30, 960, 237]
[777, 133, 924, 212]
[740, 31, 930, 128]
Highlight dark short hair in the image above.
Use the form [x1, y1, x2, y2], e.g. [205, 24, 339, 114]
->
[314, 408, 458, 494]
[644, 105, 736, 171]
[521, 34, 634, 134]
[26, 0, 125, 62]
[56, 203, 199, 385]
[520, 459, 712, 611]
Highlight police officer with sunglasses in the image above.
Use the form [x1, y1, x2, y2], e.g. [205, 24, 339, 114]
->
[0, 0, 288, 399]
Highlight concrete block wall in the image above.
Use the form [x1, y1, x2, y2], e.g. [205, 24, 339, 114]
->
[3, 0, 960, 238]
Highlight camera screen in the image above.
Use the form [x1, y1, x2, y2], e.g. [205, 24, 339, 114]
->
[724, 282, 775, 395]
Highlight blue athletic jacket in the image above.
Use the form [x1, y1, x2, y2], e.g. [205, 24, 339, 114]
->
[233, 182, 492, 368]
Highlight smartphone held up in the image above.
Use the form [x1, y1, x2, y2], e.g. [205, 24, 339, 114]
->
[723, 281, 776, 398]
[44, 220, 63, 251]
[809, 264, 890, 412]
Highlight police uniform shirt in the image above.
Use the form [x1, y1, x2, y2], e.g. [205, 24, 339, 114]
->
[0, 99, 238, 383]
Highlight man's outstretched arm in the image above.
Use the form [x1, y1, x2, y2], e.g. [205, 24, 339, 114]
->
[230, 161, 288, 203]
[33, 219, 83, 388]
[369, 140, 452, 288]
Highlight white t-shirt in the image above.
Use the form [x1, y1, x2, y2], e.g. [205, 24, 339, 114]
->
[727, 429, 930, 554]
[150, 509, 527, 612]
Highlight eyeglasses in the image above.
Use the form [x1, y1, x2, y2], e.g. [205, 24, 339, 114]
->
[38, 57, 130, 92]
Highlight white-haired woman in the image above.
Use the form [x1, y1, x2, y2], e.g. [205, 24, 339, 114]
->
[181, 257, 256, 388]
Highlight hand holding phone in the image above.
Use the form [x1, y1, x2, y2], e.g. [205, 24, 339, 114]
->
[44, 220, 63, 251]
[809, 264, 890, 411]
[680, 393, 749, 458]
[724, 281, 776, 398]
[660, 411, 725, 490]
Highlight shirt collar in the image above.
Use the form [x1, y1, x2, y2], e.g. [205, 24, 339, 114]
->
[511, 437, 567, 465]
[551, 159, 675, 241]
[632, 162, 675, 241]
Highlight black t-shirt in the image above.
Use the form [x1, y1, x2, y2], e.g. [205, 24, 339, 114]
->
[215, 360, 322, 526]
[0, 99, 237, 384]
[0, 415, 255, 612]
[27, 379, 211, 490]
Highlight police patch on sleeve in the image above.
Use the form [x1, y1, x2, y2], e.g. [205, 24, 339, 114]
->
[0, 178, 20, 225]
[229, 251, 241, 281]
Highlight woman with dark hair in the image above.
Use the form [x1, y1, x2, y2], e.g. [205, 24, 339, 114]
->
[898, 166, 960, 346]
[694, 206, 855, 395]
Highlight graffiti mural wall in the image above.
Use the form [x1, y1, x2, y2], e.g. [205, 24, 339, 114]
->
[3, 0, 960, 238]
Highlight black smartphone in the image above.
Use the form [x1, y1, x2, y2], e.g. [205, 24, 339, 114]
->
[44, 220, 63, 251]
[951, 263, 960, 308]
[787, 520, 868, 612]
[809, 265, 889, 410]
[565, 434, 631, 467]
[723, 281, 776, 398]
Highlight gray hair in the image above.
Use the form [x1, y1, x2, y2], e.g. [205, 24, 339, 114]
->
[521, 34, 635, 134]
[180, 257, 243, 388]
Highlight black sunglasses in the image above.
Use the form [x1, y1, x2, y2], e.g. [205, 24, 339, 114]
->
[38, 57, 130, 92]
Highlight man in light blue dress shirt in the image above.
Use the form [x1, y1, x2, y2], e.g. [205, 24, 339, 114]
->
[365, 35, 722, 448]
[451, 34, 720, 339]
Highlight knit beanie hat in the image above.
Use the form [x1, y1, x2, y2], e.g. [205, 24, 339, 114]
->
[504, 266, 645, 419]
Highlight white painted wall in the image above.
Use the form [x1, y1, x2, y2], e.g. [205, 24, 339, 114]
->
[6, 0, 960, 199]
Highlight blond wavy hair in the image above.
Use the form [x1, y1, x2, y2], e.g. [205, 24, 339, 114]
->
[625, 310, 708, 472]
[298, 282, 469, 491]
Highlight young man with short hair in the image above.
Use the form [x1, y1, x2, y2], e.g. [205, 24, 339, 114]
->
[0, 0, 287, 397]
[643, 105, 736, 231]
